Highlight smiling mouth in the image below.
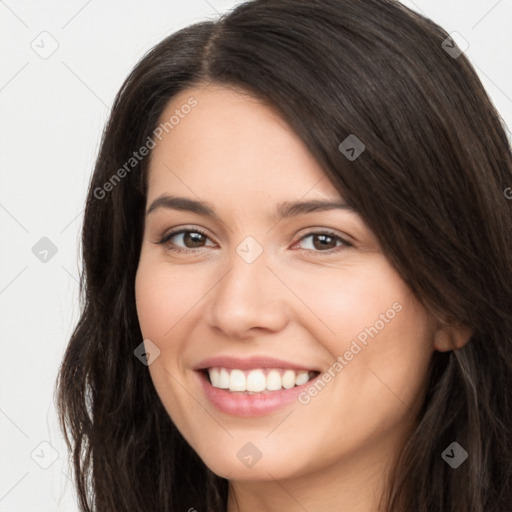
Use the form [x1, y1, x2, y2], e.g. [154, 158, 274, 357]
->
[202, 367, 321, 394]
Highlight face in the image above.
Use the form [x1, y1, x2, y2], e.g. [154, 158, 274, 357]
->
[135, 83, 441, 482]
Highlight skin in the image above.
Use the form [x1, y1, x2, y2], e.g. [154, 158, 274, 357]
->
[135, 83, 470, 512]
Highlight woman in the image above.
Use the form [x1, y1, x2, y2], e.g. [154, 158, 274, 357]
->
[56, 0, 512, 510]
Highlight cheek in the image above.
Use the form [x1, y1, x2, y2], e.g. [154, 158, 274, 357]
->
[134, 258, 206, 341]
[298, 259, 435, 413]
[320, 291, 435, 426]
[281, 256, 416, 348]
[134, 258, 207, 431]
[289, 295, 435, 469]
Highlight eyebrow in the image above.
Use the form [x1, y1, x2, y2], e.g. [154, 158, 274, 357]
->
[146, 194, 355, 219]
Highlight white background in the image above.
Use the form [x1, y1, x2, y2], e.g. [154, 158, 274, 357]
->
[1, 1, 511, 510]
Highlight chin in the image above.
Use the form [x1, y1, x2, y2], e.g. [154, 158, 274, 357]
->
[193, 438, 315, 482]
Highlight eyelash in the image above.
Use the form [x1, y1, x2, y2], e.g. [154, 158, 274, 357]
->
[156, 227, 353, 255]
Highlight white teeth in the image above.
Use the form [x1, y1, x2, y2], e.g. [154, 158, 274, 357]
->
[229, 369, 246, 391]
[295, 371, 309, 386]
[266, 369, 282, 391]
[282, 370, 296, 389]
[218, 368, 230, 389]
[209, 367, 219, 387]
[207, 367, 316, 392]
[246, 369, 267, 392]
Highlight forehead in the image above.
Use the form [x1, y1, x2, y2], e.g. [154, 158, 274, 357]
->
[147, 83, 343, 205]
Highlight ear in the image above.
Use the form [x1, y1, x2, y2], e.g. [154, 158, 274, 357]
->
[433, 322, 473, 352]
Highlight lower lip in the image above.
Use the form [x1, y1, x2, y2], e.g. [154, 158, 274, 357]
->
[197, 370, 318, 417]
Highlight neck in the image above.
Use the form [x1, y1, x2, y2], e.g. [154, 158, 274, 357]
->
[226, 442, 400, 512]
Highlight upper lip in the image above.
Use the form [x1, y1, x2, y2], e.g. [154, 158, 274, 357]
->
[195, 356, 319, 372]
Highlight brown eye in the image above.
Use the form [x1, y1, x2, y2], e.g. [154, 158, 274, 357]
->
[181, 231, 207, 248]
[158, 229, 216, 252]
[295, 231, 351, 253]
[312, 234, 338, 250]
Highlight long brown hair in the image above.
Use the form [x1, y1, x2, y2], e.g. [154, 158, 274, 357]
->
[56, 0, 512, 510]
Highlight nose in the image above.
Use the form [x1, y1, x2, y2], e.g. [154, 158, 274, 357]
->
[205, 246, 290, 339]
